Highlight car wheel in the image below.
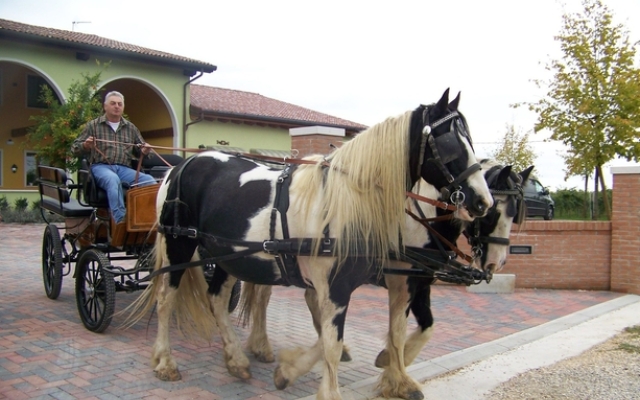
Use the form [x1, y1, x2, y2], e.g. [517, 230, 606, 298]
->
[544, 206, 554, 220]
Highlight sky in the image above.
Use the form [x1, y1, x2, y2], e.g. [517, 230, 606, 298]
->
[2, 0, 640, 190]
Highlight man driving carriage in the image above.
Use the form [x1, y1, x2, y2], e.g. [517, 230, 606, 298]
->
[71, 91, 156, 227]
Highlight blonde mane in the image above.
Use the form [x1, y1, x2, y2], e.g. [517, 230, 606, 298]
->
[294, 110, 413, 263]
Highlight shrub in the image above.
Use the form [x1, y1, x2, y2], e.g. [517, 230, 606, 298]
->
[14, 197, 29, 212]
[0, 196, 9, 211]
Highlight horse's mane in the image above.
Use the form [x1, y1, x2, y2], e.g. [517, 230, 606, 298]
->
[294, 110, 412, 263]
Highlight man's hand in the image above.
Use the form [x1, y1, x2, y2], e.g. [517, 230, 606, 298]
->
[83, 137, 95, 150]
[141, 143, 152, 156]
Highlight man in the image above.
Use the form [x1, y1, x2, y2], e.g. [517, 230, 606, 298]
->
[72, 91, 156, 225]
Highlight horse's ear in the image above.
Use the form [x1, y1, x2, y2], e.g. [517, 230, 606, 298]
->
[497, 165, 513, 185]
[434, 88, 450, 114]
[448, 91, 461, 111]
[519, 166, 534, 183]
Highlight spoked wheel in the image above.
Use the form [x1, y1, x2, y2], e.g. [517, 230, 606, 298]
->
[229, 279, 242, 313]
[75, 249, 115, 333]
[42, 224, 63, 299]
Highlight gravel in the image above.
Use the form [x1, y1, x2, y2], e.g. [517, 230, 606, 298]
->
[487, 328, 640, 400]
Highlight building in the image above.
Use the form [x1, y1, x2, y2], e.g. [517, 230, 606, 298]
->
[0, 18, 366, 203]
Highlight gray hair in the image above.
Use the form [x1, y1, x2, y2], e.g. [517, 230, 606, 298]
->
[104, 91, 125, 104]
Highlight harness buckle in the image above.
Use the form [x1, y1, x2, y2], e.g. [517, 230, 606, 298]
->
[186, 228, 198, 238]
[263, 240, 277, 254]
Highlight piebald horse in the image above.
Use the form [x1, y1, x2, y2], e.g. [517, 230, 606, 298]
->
[125, 89, 493, 400]
[241, 160, 532, 399]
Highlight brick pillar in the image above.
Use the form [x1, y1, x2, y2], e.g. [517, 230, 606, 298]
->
[290, 126, 345, 158]
[610, 166, 640, 295]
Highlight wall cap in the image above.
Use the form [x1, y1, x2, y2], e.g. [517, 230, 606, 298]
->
[289, 126, 345, 137]
[611, 165, 640, 174]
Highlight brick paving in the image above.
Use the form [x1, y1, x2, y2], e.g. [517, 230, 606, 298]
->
[0, 223, 623, 399]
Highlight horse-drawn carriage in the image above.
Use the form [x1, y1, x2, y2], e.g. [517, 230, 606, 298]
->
[36, 155, 240, 333]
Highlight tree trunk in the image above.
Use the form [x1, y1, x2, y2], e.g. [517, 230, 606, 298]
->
[593, 168, 599, 220]
[596, 164, 612, 220]
[583, 174, 589, 219]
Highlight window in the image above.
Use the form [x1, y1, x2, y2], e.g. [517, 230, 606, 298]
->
[25, 151, 37, 187]
[27, 74, 58, 109]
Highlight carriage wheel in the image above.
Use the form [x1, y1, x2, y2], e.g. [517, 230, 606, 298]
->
[228, 279, 242, 313]
[75, 249, 115, 333]
[42, 224, 63, 300]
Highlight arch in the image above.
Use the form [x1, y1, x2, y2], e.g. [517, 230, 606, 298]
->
[0, 58, 66, 103]
[98, 75, 180, 152]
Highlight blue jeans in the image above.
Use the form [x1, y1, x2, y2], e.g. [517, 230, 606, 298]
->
[91, 164, 157, 223]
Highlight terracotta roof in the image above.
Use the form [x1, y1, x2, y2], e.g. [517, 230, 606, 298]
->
[0, 18, 216, 74]
[190, 85, 367, 133]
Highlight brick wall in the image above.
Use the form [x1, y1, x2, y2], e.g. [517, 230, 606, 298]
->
[610, 168, 640, 294]
[289, 126, 345, 159]
[291, 134, 342, 158]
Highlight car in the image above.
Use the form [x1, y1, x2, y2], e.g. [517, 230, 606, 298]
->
[523, 178, 555, 220]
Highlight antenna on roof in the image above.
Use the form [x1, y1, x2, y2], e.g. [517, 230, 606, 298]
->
[72, 21, 91, 32]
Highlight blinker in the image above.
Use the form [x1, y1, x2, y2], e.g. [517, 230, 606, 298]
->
[434, 130, 462, 164]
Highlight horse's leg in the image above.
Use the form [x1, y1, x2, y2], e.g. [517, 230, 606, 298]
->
[208, 265, 252, 379]
[246, 284, 275, 362]
[377, 271, 423, 400]
[375, 278, 434, 368]
[151, 272, 182, 381]
[403, 280, 434, 365]
[274, 258, 346, 400]
[304, 288, 352, 362]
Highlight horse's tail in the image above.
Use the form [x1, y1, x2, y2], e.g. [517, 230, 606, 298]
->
[119, 231, 166, 329]
[239, 281, 257, 327]
[120, 235, 217, 341]
[238, 282, 272, 329]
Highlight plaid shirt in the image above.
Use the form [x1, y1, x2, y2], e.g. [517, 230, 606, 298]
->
[72, 115, 146, 166]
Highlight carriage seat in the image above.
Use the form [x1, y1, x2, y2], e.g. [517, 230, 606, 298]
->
[78, 159, 130, 209]
[37, 165, 94, 218]
[137, 153, 184, 179]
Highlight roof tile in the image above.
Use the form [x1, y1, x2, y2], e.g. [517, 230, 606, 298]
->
[0, 18, 215, 70]
[191, 85, 367, 131]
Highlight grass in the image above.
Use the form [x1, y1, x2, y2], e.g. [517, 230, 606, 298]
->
[618, 325, 640, 354]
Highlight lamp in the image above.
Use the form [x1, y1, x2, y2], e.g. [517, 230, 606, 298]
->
[11, 164, 18, 173]
[6, 139, 14, 145]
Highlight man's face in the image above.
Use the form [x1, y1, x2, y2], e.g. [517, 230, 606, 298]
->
[104, 95, 125, 121]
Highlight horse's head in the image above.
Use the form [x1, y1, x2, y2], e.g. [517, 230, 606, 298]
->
[411, 89, 493, 221]
[466, 161, 534, 276]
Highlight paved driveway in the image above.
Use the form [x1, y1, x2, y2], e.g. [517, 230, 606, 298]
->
[0, 223, 622, 399]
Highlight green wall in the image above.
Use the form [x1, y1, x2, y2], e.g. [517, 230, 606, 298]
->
[187, 120, 292, 152]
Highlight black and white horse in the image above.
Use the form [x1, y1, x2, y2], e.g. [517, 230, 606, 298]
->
[126, 89, 493, 400]
[240, 160, 533, 399]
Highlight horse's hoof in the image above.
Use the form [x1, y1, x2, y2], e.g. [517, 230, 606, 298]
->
[255, 352, 276, 363]
[228, 366, 252, 380]
[340, 350, 352, 362]
[406, 390, 424, 400]
[155, 368, 181, 381]
[274, 366, 290, 390]
[374, 350, 390, 368]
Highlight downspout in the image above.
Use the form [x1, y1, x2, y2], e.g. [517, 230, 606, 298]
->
[182, 69, 205, 157]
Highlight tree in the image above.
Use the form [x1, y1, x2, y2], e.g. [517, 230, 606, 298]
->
[26, 68, 106, 172]
[516, 0, 640, 220]
[491, 124, 537, 173]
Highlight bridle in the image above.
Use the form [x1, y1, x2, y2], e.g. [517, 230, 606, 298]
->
[466, 168, 525, 260]
[417, 105, 481, 209]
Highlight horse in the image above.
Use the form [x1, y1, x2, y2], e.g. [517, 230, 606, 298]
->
[125, 89, 493, 400]
[240, 159, 533, 399]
